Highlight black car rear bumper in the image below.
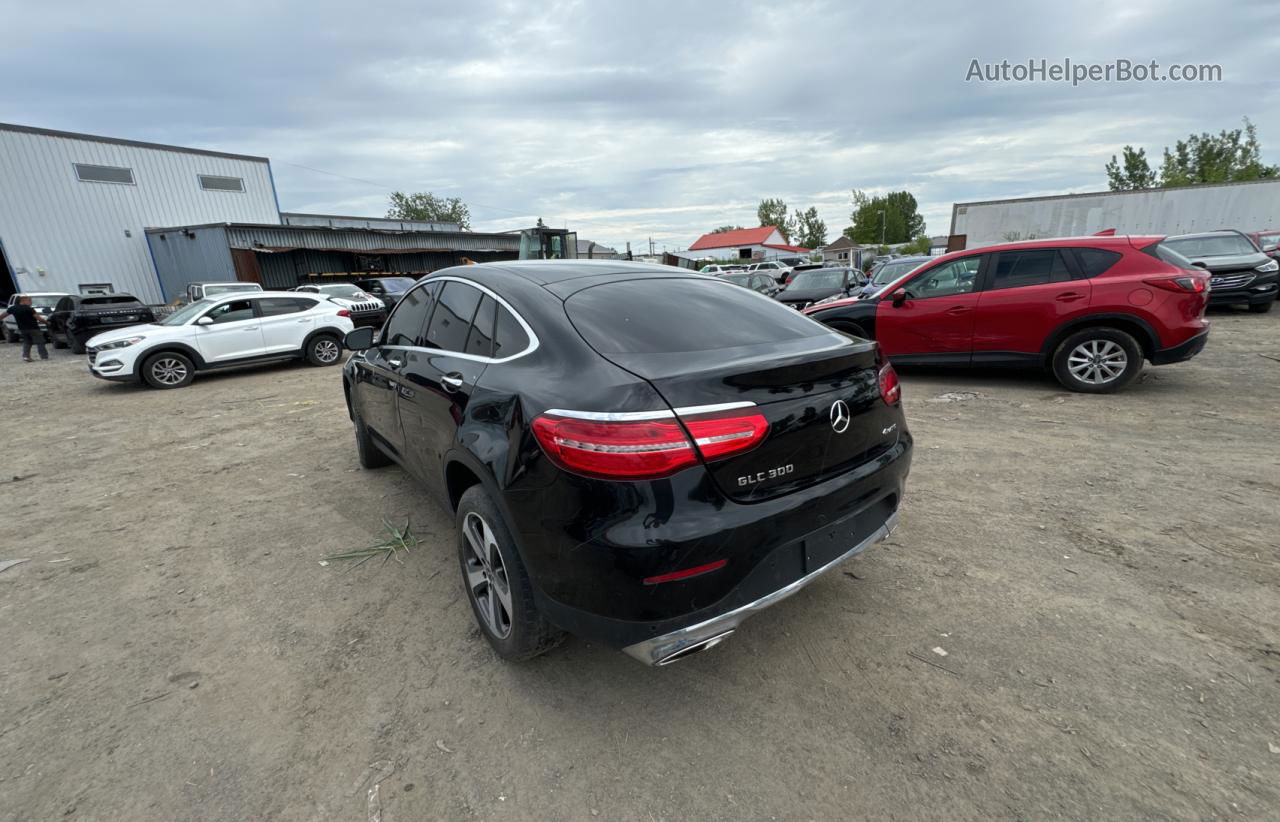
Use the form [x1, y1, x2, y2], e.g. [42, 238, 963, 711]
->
[349, 310, 388, 328]
[524, 435, 911, 658]
[1150, 328, 1209, 365]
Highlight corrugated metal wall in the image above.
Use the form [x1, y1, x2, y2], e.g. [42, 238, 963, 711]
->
[280, 213, 462, 232]
[254, 250, 503, 289]
[146, 226, 236, 302]
[225, 225, 523, 254]
[0, 125, 280, 302]
[952, 179, 1280, 247]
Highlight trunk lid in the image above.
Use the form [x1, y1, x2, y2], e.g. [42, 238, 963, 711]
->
[562, 276, 904, 502]
[599, 336, 900, 501]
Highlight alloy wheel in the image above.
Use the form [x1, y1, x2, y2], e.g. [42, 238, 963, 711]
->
[1067, 339, 1127, 385]
[462, 512, 513, 639]
[314, 339, 340, 363]
[151, 357, 188, 385]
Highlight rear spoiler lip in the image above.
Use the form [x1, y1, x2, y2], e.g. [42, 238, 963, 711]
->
[542, 401, 756, 423]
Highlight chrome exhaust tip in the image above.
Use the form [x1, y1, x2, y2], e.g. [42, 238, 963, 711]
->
[654, 630, 734, 666]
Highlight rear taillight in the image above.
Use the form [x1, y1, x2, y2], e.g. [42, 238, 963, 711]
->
[1145, 276, 1206, 293]
[531, 409, 768, 480]
[336, 309, 352, 317]
[879, 363, 901, 405]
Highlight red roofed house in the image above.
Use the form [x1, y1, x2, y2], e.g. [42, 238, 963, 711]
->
[680, 226, 810, 262]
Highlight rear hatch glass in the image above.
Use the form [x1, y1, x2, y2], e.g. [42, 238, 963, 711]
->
[565, 278, 900, 501]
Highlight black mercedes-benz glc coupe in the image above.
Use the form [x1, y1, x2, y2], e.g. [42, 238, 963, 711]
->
[341, 261, 912, 666]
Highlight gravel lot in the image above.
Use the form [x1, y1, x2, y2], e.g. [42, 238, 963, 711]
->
[2, 311, 1278, 821]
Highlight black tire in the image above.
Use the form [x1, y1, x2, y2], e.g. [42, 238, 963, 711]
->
[305, 334, 342, 366]
[353, 408, 392, 469]
[1249, 300, 1274, 314]
[3, 327, 16, 344]
[829, 320, 868, 340]
[52, 331, 67, 349]
[1051, 327, 1143, 394]
[69, 334, 86, 355]
[455, 485, 564, 661]
[141, 351, 195, 389]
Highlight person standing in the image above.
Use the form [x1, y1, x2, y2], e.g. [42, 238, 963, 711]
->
[0, 296, 49, 362]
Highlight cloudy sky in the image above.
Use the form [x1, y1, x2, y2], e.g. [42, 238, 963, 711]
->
[3, 0, 1277, 251]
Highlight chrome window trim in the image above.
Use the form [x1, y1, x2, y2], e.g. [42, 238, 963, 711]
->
[378, 275, 540, 364]
[543, 402, 757, 422]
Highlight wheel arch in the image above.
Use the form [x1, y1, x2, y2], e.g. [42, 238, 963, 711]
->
[138, 342, 206, 369]
[1041, 313, 1159, 363]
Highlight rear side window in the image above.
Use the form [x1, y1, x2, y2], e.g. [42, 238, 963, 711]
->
[258, 297, 316, 316]
[465, 296, 497, 358]
[1075, 248, 1123, 278]
[384, 283, 437, 346]
[492, 304, 530, 358]
[425, 281, 483, 353]
[566, 278, 826, 354]
[989, 249, 1073, 290]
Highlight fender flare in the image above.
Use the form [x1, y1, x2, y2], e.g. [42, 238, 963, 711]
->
[1040, 312, 1160, 361]
[303, 326, 347, 351]
[136, 341, 207, 369]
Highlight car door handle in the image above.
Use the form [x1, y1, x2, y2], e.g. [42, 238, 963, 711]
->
[441, 373, 465, 392]
[945, 306, 972, 315]
[1055, 292, 1086, 302]
[387, 356, 403, 369]
[243, 326, 260, 331]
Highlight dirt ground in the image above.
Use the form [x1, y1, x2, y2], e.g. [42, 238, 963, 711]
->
[2, 310, 1277, 822]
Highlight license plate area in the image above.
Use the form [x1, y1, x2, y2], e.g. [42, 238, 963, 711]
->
[800, 496, 895, 573]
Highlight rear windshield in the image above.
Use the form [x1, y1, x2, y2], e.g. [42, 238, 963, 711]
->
[1144, 242, 1199, 271]
[1164, 234, 1257, 257]
[82, 295, 138, 305]
[788, 269, 846, 289]
[566, 278, 828, 354]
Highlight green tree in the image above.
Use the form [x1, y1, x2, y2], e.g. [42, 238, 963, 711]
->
[711, 225, 744, 233]
[387, 191, 472, 229]
[902, 235, 931, 255]
[792, 207, 827, 249]
[1105, 146, 1157, 190]
[1159, 118, 1278, 186]
[846, 189, 925, 245]
[757, 198, 792, 242]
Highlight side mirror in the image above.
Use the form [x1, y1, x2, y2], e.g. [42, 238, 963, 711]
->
[1191, 261, 1209, 269]
[196, 316, 214, 326]
[345, 327, 375, 351]
[891, 288, 908, 307]
[1265, 244, 1278, 253]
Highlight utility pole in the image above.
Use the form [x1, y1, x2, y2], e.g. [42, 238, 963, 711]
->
[879, 210, 886, 245]
[649, 237, 654, 256]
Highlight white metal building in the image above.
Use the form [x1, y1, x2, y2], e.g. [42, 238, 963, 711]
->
[0, 123, 281, 303]
[951, 179, 1280, 249]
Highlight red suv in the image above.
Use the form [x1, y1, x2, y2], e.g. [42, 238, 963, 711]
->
[802, 236, 1210, 393]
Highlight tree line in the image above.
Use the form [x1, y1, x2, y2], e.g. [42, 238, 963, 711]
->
[1105, 117, 1277, 190]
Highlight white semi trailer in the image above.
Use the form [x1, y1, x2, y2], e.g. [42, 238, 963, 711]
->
[950, 178, 1280, 249]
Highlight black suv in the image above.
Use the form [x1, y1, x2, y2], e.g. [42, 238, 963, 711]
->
[342, 261, 911, 666]
[354, 276, 417, 310]
[47, 294, 156, 353]
[1163, 230, 1279, 313]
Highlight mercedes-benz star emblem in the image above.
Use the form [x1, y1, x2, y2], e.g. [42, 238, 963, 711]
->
[830, 400, 851, 434]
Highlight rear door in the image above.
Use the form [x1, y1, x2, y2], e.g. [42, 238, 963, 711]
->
[193, 298, 265, 362]
[395, 280, 495, 492]
[875, 254, 985, 361]
[564, 277, 901, 502]
[256, 296, 320, 354]
[971, 248, 1090, 356]
[354, 282, 439, 458]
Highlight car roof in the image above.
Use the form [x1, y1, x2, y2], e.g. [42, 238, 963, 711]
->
[466, 259, 694, 286]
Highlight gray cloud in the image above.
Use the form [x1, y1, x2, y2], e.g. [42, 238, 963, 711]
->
[3, 0, 1277, 250]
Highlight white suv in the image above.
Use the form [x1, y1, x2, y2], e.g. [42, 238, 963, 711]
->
[86, 291, 355, 389]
